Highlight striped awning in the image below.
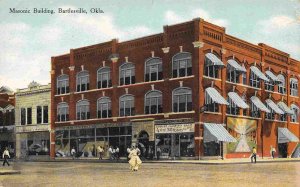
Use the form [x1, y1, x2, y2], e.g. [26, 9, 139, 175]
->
[278, 102, 294, 115]
[205, 87, 229, 105]
[227, 59, 247, 72]
[278, 127, 299, 143]
[205, 53, 225, 67]
[250, 66, 269, 82]
[204, 123, 236, 143]
[228, 92, 249, 109]
[250, 96, 270, 113]
[290, 77, 298, 83]
[266, 99, 284, 114]
[265, 71, 280, 83]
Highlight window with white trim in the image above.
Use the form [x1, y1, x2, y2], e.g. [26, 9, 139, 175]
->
[76, 71, 89, 92]
[145, 58, 163, 82]
[277, 74, 286, 94]
[226, 98, 239, 115]
[173, 87, 192, 112]
[57, 102, 69, 122]
[265, 74, 275, 92]
[250, 102, 260, 118]
[120, 63, 135, 85]
[204, 56, 220, 78]
[120, 95, 135, 116]
[97, 67, 112, 89]
[97, 97, 112, 118]
[290, 78, 298, 96]
[57, 74, 69, 95]
[265, 104, 275, 120]
[76, 100, 90, 120]
[227, 64, 240, 83]
[250, 69, 260, 88]
[172, 52, 192, 78]
[145, 90, 162, 114]
[291, 104, 299, 123]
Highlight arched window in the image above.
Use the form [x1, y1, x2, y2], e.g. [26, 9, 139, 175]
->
[290, 78, 298, 96]
[120, 63, 135, 85]
[173, 87, 192, 112]
[76, 71, 89, 92]
[76, 100, 90, 120]
[291, 104, 299, 123]
[204, 53, 225, 78]
[145, 58, 163, 82]
[97, 67, 112, 89]
[277, 74, 286, 94]
[57, 74, 69, 95]
[119, 95, 135, 116]
[57, 102, 69, 122]
[250, 68, 260, 88]
[145, 90, 162, 114]
[265, 70, 275, 92]
[97, 97, 112, 118]
[172, 52, 192, 78]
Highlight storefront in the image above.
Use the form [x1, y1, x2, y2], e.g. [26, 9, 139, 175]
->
[154, 119, 195, 159]
[55, 123, 132, 158]
[0, 126, 15, 157]
[278, 127, 299, 158]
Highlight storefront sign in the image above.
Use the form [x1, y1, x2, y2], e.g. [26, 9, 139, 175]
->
[16, 125, 50, 133]
[55, 122, 131, 131]
[155, 123, 194, 134]
[155, 119, 194, 125]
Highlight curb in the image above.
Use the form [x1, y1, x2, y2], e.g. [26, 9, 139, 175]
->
[0, 171, 21, 175]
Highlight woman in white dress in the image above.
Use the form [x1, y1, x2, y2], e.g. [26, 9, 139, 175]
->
[128, 146, 142, 171]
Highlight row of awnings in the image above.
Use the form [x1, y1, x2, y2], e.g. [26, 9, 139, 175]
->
[205, 87, 295, 115]
[205, 53, 293, 84]
[203, 123, 299, 143]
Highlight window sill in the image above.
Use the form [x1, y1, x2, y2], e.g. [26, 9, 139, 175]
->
[203, 76, 221, 81]
[290, 95, 299, 98]
[117, 80, 165, 88]
[169, 75, 195, 81]
[226, 114, 261, 120]
[290, 122, 299, 125]
[203, 111, 222, 115]
[54, 93, 70, 97]
[265, 119, 287, 123]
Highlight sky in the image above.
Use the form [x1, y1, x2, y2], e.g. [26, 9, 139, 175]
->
[0, 0, 299, 90]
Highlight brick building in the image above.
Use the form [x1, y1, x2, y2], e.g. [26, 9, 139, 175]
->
[15, 81, 51, 159]
[0, 86, 15, 156]
[50, 18, 300, 159]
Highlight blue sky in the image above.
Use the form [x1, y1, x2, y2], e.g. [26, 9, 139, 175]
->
[0, 0, 299, 90]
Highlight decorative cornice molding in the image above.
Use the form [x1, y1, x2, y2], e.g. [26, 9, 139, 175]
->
[192, 41, 205, 48]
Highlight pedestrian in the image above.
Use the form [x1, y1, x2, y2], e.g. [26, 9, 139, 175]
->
[108, 146, 114, 160]
[127, 146, 131, 161]
[128, 145, 142, 171]
[115, 146, 120, 161]
[250, 146, 257, 163]
[156, 146, 161, 160]
[97, 145, 104, 160]
[71, 147, 76, 160]
[2, 147, 10, 166]
[270, 146, 276, 159]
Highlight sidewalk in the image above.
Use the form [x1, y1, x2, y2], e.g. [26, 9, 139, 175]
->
[0, 165, 21, 175]
[20, 157, 300, 165]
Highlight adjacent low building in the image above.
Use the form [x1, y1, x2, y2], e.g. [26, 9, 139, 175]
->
[50, 18, 300, 159]
[15, 81, 51, 159]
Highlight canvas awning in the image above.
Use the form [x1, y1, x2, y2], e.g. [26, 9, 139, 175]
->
[204, 123, 236, 143]
[205, 53, 225, 67]
[290, 78, 298, 83]
[278, 127, 299, 143]
[228, 92, 249, 109]
[277, 102, 294, 115]
[250, 66, 269, 82]
[250, 96, 270, 113]
[227, 59, 247, 72]
[205, 87, 229, 105]
[265, 70, 281, 83]
[266, 99, 284, 114]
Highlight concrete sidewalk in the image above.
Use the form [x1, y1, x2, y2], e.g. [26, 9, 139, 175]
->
[15, 157, 300, 165]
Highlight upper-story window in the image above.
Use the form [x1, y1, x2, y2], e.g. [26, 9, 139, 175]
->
[57, 102, 69, 122]
[250, 101, 260, 118]
[145, 90, 162, 114]
[250, 96, 270, 118]
[173, 87, 192, 112]
[145, 57, 163, 82]
[76, 71, 89, 92]
[265, 70, 276, 92]
[37, 106, 48, 124]
[227, 97, 239, 115]
[204, 53, 224, 79]
[250, 69, 260, 88]
[290, 78, 298, 96]
[0, 107, 14, 126]
[97, 97, 112, 118]
[277, 74, 286, 94]
[97, 67, 112, 89]
[76, 100, 90, 120]
[120, 94, 135, 116]
[226, 59, 246, 83]
[172, 52, 192, 78]
[120, 63, 135, 85]
[291, 104, 299, 123]
[57, 74, 69, 95]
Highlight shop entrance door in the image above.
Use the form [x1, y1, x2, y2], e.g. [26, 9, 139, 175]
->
[137, 131, 149, 159]
[278, 143, 288, 158]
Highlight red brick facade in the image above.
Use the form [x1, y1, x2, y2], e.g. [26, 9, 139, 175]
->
[50, 18, 300, 159]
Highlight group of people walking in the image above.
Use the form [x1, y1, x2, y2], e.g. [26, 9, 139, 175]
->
[250, 145, 277, 163]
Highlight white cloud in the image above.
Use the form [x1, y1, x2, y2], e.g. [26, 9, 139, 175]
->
[258, 15, 297, 34]
[164, 9, 229, 27]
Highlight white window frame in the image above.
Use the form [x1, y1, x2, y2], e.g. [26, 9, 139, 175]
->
[76, 100, 90, 120]
[172, 87, 192, 112]
[172, 52, 192, 78]
[119, 94, 135, 116]
[145, 90, 162, 114]
[57, 102, 69, 122]
[145, 57, 163, 82]
[97, 97, 112, 118]
[76, 71, 89, 92]
[57, 74, 69, 95]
